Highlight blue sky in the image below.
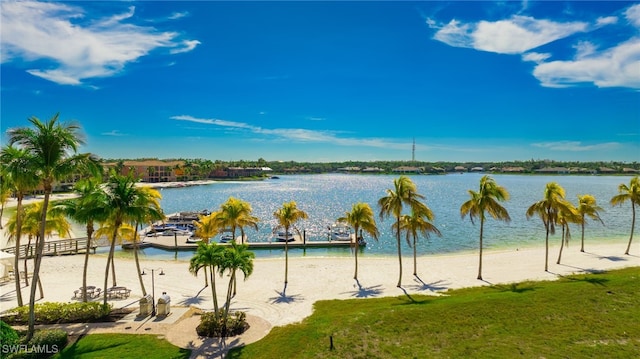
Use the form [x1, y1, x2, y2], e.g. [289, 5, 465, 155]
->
[1, 1, 639, 163]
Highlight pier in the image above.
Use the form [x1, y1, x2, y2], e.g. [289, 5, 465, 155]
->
[2, 238, 97, 259]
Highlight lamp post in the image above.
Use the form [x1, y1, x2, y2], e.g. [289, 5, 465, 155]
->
[141, 268, 164, 316]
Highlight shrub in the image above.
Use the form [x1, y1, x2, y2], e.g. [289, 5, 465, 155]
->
[2, 302, 112, 325]
[196, 311, 249, 337]
[1, 320, 20, 358]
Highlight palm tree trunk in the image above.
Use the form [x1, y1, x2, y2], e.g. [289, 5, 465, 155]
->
[413, 234, 418, 276]
[284, 227, 289, 285]
[580, 216, 585, 253]
[37, 276, 44, 299]
[110, 250, 117, 287]
[557, 225, 566, 264]
[203, 266, 209, 287]
[27, 189, 51, 341]
[13, 197, 24, 307]
[133, 224, 147, 296]
[23, 235, 32, 287]
[396, 215, 402, 288]
[625, 204, 635, 255]
[103, 230, 118, 306]
[544, 222, 550, 272]
[209, 265, 219, 318]
[354, 225, 359, 280]
[82, 222, 93, 302]
[477, 218, 484, 280]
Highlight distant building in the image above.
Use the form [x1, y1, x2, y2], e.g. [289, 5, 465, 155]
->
[454, 166, 467, 172]
[470, 167, 484, 172]
[104, 160, 185, 182]
[502, 167, 525, 173]
[393, 166, 422, 174]
[338, 166, 361, 172]
[362, 167, 384, 173]
[535, 167, 569, 174]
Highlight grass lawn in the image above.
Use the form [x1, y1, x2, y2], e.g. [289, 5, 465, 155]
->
[227, 267, 640, 358]
[53, 333, 191, 359]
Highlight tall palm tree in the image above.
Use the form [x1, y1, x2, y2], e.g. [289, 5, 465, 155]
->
[99, 171, 163, 306]
[273, 201, 308, 288]
[378, 176, 427, 287]
[7, 114, 98, 340]
[130, 186, 163, 296]
[460, 175, 511, 280]
[192, 211, 221, 287]
[338, 202, 379, 281]
[398, 208, 441, 277]
[556, 203, 581, 264]
[526, 182, 574, 271]
[51, 177, 107, 301]
[610, 176, 640, 255]
[576, 194, 604, 252]
[219, 242, 254, 334]
[189, 242, 225, 317]
[0, 145, 39, 307]
[214, 197, 259, 244]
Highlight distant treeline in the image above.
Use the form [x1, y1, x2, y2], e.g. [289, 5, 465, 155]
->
[102, 157, 640, 175]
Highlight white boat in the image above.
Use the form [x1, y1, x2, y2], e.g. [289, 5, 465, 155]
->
[330, 223, 352, 241]
[186, 235, 202, 244]
[275, 231, 295, 242]
[220, 231, 234, 243]
[121, 241, 152, 249]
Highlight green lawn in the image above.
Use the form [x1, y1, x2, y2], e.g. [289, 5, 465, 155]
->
[53, 334, 190, 359]
[227, 267, 640, 359]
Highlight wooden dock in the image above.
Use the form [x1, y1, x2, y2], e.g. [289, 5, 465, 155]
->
[137, 233, 362, 251]
[2, 238, 98, 259]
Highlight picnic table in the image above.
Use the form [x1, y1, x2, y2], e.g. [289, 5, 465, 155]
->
[107, 286, 131, 299]
[74, 286, 101, 299]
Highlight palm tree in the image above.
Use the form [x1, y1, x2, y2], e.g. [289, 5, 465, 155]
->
[378, 176, 427, 287]
[189, 242, 225, 317]
[99, 171, 163, 306]
[338, 202, 379, 281]
[460, 175, 511, 280]
[219, 242, 254, 334]
[576, 194, 604, 252]
[214, 197, 259, 244]
[7, 113, 98, 340]
[193, 211, 223, 287]
[51, 177, 107, 301]
[0, 145, 39, 307]
[399, 208, 441, 277]
[610, 176, 640, 255]
[273, 201, 308, 288]
[526, 182, 574, 271]
[130, 186, 163, 296]
[556, 203, 581, 264]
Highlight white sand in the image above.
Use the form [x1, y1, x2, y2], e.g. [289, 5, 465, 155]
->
[1, 191, 638, 328]
[1, 240, 638, 327]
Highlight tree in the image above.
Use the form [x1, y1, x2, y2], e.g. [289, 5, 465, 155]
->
[7, 113, 98, 340]
[526, 182, 574, 271]
[214, 197, 259, 244]
[51, 177, 107, 301]
[460, 175, 510, 280]
[273, 201, 308, 289]
[219, 242, 254, 335]
[611, 175, 640, 255]
[399, 208, 441, 278]
[338, 202, 379, 281]
[556, 203, 581, 264]
[576, 194, 604, 252]
[189, 242, 225, 317]
[0, 145, 39, 307]
[99, 171, 163, 306]
[378, 176, 428, 287]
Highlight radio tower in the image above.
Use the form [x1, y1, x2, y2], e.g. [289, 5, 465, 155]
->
[412, 138, 415, 163]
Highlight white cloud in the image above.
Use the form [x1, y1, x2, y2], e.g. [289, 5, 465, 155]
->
[0, 1, 199, 85]
[596, 16, 618, 26]
[171, 115, 411, 150]
[428, 16, 587, 54]
[522, 52, 551, 64]
[532, 141, 620, 151]
[101, 130, 128, 137]
[532, 38, 640, 88]
[626, 4, 640, 28]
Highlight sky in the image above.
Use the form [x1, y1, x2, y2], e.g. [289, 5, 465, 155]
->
[1, 1, 639, 163]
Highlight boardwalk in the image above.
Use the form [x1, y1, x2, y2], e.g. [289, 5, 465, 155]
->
[2, 238, 97, 259]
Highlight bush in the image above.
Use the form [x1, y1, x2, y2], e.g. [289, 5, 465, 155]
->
[0, 327, 66, 359]
[2, 302, 112, 325]
[1, 320, 20, 358]
[196, 311, 249, 337]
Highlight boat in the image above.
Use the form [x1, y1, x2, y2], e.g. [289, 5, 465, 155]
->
[220, 230, 234, 243]
[121, 241, 152, 249]
[186, 235, 202, 244]
[275, 231, 295, 242]
[329, 223, 351, 241]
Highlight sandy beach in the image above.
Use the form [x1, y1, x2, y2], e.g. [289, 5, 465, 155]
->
[1, 190, 638, 357]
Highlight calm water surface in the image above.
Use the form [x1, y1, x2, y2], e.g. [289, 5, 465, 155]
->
[109, 174, 634, 260]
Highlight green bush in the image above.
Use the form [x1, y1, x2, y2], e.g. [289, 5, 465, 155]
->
[2, 302, 111, 325]
[1, 320, 20, 359]
[196, 311, 249, 337]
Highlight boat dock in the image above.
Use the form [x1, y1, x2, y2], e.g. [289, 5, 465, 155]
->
[138, 233, 361, 251]
[2, 238, 97, 259]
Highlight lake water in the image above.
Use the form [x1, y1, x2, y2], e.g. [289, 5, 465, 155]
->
[109, 173, 635, 261]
